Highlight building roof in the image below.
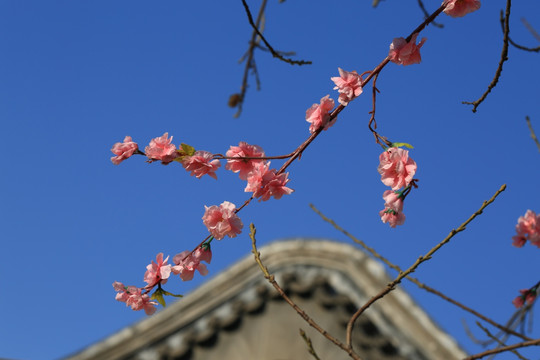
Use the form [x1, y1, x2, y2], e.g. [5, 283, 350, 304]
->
[65, 239, 466, 360]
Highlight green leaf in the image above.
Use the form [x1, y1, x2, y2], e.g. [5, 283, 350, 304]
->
[151, 289, 167, 307]
[180, 143, 196, 156]
[391, 142, 414, 149]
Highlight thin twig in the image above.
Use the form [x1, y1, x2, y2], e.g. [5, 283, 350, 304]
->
[525, 116, 540, 153]
[344, 184, 507, 350]
[502, 14, 540, 53]
[249, 224, 363, 360]
[463, 0, 511, 112]
[299, 329, 322, 360]
[231, 0, 268, 118]
[475, 322, 528, 360]
[241, 0, 312, 66]
[417, 0, 444, 28]
[464, 338, 540, 360]
[522, 18, 540, 42]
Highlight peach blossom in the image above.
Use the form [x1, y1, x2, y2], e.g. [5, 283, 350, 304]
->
[171, 246, 212, 281]
[113, 282, 157, 315]
[202, 201, 243, 240]
[143, 253, 172, 286]
[382, 190, 404, 213]
[181, 150, 221, 180]
[379, 207, 406, 228]
[513, 289, 537, 308]
[389, 33, 427, 66]
[331, 68, 363, 106]
[377, 148, 417, 190]
[225, 142, 266, 180]
[245, 162, 294, 201]
[111, 136, 138, 165]
[145, 132, 178, 164]
[513, 210, 540, 247]
[305, 95, 336, 133]
[443, 0, 481, 18]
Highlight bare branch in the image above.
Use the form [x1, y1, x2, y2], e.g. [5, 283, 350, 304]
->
[249, 224, 363, 360]
[464, 338, 540, 360]
[463, 0, 511, 112]
[299, 329, 322, 360]
[241, 0, 312, 66]
[526, 116, 540, 153]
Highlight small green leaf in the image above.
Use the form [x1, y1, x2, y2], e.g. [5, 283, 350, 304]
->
[151, 289, 167, 307]
[391, 142, 414, 149]
[180, 143, 196, 156]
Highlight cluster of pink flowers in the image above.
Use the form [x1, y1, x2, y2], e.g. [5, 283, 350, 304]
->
[443, 0, 481, 18]
[512, 287, 538, 308]
[512, 210, 540, 248]
[377, 147, 417, 227]
[305, 95, 336, 134]
[113, 282, 158, 315]
[225, 142, 294, 202]
[202, 201, 243, 240]
[331, 68, 363, 106]
[171, 246, 212, 281]
[113, 245, 213, 314]
[389, 33, 427, 66]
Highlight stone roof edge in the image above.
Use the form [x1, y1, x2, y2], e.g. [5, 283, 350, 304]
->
[65, 238, 466, 359]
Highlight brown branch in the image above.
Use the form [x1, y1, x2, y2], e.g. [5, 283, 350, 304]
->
[299, 329, 322, 360]
[241, 0, 311, 66]
[344, 184, 507, 350]
[310, 201, 532, 343]
[526, 116, 540, 153]
[502, 14, 540, 53]
[475, 322, 528, 360]
[464, 338, 540, 360]
[463, 0, 511, 113]
[231, 0, 268, 118]
[249, 223, 363, 360]
[417, 0, 444, 28]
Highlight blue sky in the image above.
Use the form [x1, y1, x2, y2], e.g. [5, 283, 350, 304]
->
[1, 1, 540, 359]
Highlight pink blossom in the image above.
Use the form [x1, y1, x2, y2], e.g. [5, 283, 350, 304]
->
[331, 68, 363, 106]
[225, 142, 266, 180]
[379, 207, 406, 228]
[380, 190, 406, 228]
[145, 132, 178, 164]
[305, 95, 336, 133]
[512, 210, 540, 247]
[171, 246, 212, 281]
[382, 190, 404, 213]
[443, 0, 481, 18]
[143, 253, 172, 286]
[111, 136, 139, 165]
[389, 33, 427, 66]
[113, 282, 157, 315]
[513, 289, 537, 308]
[202, 201, 243, 240]
[245, 162, 294, 201]
[377, 148, 417, 190]
[181, 150, 221, 180]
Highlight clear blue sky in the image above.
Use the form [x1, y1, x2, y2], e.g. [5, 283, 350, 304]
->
[1, 1, 539, 359]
